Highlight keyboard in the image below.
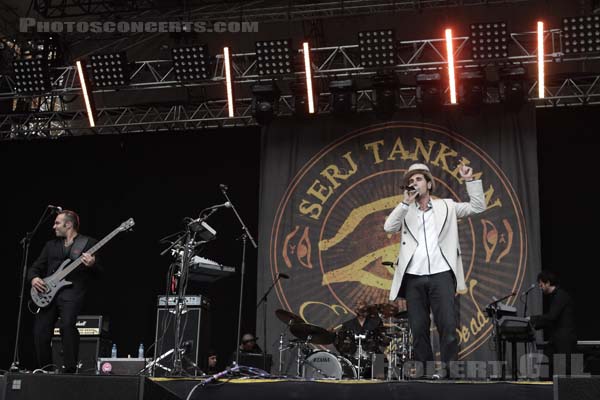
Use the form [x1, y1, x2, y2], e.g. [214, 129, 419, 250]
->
[189, 256, 235, 282]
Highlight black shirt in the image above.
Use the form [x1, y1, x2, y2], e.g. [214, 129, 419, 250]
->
[531, 287, 577, 352]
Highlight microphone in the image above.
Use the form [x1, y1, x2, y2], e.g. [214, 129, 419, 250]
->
[206, 202, 231, 210]
[521, 283, 537, 296]
[400, 185, 417, 191]
[219, 184, 228, 191]
[48, 205, 63, 213]
[278, 273, 290, 279]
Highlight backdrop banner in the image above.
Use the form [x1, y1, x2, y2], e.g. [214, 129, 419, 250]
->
[257, 106, 541, 372]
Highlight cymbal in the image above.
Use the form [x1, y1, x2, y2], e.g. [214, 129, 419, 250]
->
[289, 323, 335, 345]
[275, 309, 304, 325]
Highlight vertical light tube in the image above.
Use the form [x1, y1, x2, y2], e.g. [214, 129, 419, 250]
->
[445, 28, 457, 104]
[302, 42, 315, 114]
[537, 21, 545, 99]
[223, 47, 234, 117]
[76, 60, 95, 127]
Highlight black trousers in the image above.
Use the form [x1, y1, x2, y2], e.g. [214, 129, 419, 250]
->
[404, 270, 458, 365]
[33, 294, 83, 371]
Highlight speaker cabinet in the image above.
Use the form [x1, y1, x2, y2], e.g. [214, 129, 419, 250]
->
[4, 374, 142, 400]
[153, 305, 210, 375]
[51, 337, 111, 374]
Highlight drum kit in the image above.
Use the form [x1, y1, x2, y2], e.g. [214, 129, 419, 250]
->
[274, 303, 413, 380]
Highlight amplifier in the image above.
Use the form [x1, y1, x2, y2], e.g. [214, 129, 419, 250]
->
[52, 337, 111, 373]
[53, 315, 109, 336]
[157, 295, 210, 308]
[97, 357, 150, 375]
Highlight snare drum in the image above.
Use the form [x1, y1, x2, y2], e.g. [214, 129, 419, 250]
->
[302, 350, 357, 380]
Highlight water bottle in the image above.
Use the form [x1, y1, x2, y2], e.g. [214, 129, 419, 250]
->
[111, 343, 117, 358]
[138, 342, 144, 358]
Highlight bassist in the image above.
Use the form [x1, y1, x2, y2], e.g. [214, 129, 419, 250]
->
[28, 210, 102, 373]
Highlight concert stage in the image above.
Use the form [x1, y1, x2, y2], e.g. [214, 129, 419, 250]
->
[2, 373, 555, 400]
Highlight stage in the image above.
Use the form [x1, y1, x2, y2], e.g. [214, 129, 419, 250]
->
[1, 373, 556, 400]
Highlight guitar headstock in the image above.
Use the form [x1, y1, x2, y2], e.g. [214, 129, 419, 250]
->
[119, 218, 135, 232]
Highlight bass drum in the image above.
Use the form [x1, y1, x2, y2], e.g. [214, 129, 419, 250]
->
[302, 350, 357, 380]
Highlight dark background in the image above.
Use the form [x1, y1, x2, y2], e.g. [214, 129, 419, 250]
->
[0, 127, 261, 371]
[0, 105, 597, 372]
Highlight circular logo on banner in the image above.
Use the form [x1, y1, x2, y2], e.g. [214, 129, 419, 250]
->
[269, 121, 527, 358]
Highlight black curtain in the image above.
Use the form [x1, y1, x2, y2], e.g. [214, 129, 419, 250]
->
[0, 128, 260, 371]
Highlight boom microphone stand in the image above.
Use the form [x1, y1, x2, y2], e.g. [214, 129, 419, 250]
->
[219, 184, 257, 365]
[11, 206, 56, 372]
[257, 273, 288, 371]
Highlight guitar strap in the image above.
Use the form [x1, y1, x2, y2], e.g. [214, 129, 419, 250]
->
[70, 235, 89, 260]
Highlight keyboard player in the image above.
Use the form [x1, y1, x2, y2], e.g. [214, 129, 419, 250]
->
[529, 271, 577, 377]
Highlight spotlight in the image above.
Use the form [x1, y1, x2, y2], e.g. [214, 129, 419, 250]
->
[255, 39, 293, 76]
[251, 82, 280, 125]
[499, 65, 528, 111]
[415, 72, 442, 110]
[89, 52, 129, 88]
[561, 15, 600, 55]
[329, 79, 356, 114]
[171, 45, 211, 82]
[458, 69, 486, 112]
[372, 72, 398, 117]
[470, 21, 509, 60]
[358, 29, 397, 68]
[12, 58, 51, 94]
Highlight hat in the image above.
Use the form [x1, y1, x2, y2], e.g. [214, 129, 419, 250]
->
[403, 163, 435, 192]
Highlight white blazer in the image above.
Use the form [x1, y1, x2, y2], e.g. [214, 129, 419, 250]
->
[384, 180, 486, 300]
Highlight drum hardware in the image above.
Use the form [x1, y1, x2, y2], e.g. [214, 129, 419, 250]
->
[354, 333, 366, 380]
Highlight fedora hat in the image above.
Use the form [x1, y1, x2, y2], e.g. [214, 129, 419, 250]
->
[403, 163, 435, 192]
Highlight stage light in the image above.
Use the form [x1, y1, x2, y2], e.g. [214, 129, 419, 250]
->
[499, 65, 528, 111]
[251, 82, 280, 125]
[470, 21, 509, 60]
[171, 45, 210, 82]
[562, 15, 600, 55]
[445, 28, 457, 104]
[458, 69, 485, 112]
[416, 72, 443, 110]
[302, 42, 315, 114]
[372, 72, 398, 117]
[12, 58, 51, 94]
[358, 29, 397, 68]
[255, 39, 292, 76]
[223, 47, 234, 117]
[537, 21, 545, 98]
[76, 60, 95, 127]
[89, 52, 129, 88]
[329, 79, 356, 114]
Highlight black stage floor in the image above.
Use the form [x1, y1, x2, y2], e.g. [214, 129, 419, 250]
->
[2, 373, 556, 400]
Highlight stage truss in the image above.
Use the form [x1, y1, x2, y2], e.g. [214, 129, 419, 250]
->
[1, 27, 600, 139]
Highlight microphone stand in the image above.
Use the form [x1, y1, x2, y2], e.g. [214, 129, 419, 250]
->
[220, 186, 257, 365]
[256, 274, 284, 372]
[486, 292, 515, 380]
[10, 206, 54, 372]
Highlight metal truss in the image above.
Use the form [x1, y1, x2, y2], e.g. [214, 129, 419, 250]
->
[0, 28, 584, 100]
[32, 0, 534, 21]
[3, 71, 600, 139]
[34, 0, 158, 18]
[1, 26, 600, 140]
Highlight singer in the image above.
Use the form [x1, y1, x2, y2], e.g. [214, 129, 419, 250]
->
[27, 210, 102, 373]
[383, 163, 486, 378]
